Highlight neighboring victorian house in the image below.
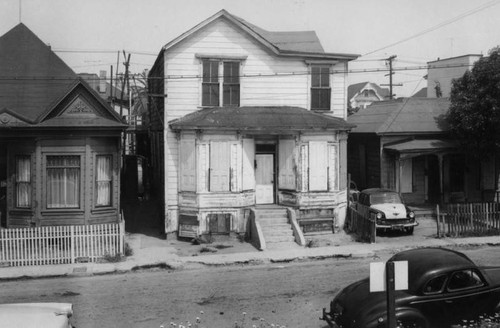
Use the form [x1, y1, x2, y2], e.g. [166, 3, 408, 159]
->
[0, 24, 126, 228]
[347, 54, 497, 206]
[147, 10, 358, 240]
[347, 82, 389, 111]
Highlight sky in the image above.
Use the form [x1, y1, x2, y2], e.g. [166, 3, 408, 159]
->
[1, 0, 500, 97]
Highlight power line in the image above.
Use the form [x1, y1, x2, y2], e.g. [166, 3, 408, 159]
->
[362, 0, 500, 56]
[0, 62, 475, 82]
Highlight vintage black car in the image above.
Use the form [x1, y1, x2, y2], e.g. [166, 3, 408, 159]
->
[352, 188, 417, 234]
[322, 248, 500, 328]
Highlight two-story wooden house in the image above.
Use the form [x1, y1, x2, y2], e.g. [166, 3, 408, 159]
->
[0, 24, 126, 228]
[148, 10, 358, 243]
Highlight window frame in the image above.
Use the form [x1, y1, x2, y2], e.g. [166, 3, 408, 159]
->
[45, 154, 82, 210]
[201, 59, 241, 107]
[311, 65, 331, 111]
[446, 269, 485, 292]
[15, 155, 32, 208]
[95, 154, 113, 207]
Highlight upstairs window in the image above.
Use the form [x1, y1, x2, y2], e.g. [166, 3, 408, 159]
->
[223, 62, 240, 106]
[202, 60, 219, 106]
[202, 60, 240, 107]
[15, 155, 31, 208]
[311, 66, 331, 111]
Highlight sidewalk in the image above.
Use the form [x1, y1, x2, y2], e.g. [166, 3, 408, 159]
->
[1, 219, 499, 280]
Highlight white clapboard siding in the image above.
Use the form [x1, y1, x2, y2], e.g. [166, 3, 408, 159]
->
[0, 221, 125, 267]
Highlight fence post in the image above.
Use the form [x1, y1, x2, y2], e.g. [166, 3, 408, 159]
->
[70, 225, 75, 264]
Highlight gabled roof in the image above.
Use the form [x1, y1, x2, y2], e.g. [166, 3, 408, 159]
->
[347, 82, 390, 102]
[0, 23, 125, 128]
[169, 106, 354, 132]
[161, 9, 358, 61]
[347, 97, 450, 135]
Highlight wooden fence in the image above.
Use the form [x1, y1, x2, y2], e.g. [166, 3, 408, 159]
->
[345, 206, 376, 243]
[436, 202, 500, 238]
[0, 220, 125, 267]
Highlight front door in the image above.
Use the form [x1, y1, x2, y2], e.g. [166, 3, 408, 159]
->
[255, 154, 274, 204]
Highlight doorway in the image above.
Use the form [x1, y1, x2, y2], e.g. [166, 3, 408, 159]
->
[255, 143, 276, 205]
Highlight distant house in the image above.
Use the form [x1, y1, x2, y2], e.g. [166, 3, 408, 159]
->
[147, 10, 359, 240]
[347, 82, 389, 111]
[347, 98, 497, 205]
[0, 24, 126, 228]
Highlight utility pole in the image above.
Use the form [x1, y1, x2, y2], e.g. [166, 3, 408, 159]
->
[381, 55, 402, 99]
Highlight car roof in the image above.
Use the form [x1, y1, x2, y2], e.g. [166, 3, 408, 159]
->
[360, 188, 397, 195]
[389, 248, 476, 292]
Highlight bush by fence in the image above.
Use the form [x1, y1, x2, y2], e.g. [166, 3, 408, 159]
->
[0, 220, 125, 267]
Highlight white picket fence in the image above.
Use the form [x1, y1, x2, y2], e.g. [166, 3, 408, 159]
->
[0, 220, 125, 267]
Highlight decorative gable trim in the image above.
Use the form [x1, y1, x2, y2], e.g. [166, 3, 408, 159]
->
[61, 95, 97, 117]
[0, 108, 33, 126]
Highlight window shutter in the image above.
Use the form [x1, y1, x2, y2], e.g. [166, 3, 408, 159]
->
[180, 139, 196, 191]
[242, 138, 255, 190]
[309, 141, 328, 191]
[400, 158, 413, 193]
[279, 139, 296, 190]
[328, 144, 337, 191]
[210, 141, 230, 191]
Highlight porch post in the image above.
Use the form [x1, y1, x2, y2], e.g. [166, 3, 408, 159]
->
[438, 154, 444, 205]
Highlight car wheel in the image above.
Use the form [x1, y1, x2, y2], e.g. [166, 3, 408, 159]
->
[405, 227, 414, 235]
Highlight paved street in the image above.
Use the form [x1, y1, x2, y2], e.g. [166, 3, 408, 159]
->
[1, 245, 499, 328]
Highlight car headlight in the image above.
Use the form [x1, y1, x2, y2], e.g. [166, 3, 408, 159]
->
[376, 212, 384, 220]
[408, 211, 415, 219]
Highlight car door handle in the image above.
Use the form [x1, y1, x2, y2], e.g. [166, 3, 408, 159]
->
[445, 300, 453, 304]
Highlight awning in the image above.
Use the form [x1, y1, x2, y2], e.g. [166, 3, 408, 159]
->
[384, 139, 458, 159]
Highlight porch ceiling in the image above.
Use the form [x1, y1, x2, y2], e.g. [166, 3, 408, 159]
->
[169, 106, 354, 132]
[384, 139, 458, 159]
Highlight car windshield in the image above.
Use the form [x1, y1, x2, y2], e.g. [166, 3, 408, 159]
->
[370, 192, 402, 205]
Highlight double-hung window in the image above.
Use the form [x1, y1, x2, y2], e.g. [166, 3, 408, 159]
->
[202, 60, 240, 107]
[15, 155, 31, 208]
[96, 155, 112, 206]
[46, 155, 80, 209]
[311, 65, 331, 111]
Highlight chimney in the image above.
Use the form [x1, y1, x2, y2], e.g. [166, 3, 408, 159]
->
[99, 70, 107, 94]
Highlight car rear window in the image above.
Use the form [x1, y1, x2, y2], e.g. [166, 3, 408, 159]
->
[370, 192, 402, 205]
[423, 275, 447, 294]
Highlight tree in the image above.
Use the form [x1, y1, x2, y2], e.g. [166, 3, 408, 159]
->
[446, 48, 500, 159]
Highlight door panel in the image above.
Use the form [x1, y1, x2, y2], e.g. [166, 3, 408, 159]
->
[255, 154, 274, 204]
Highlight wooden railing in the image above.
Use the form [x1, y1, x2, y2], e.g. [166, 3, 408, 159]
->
[345, 206, 376, 243]
[436, 203, 500, 238]
[0, 220, 125, 267]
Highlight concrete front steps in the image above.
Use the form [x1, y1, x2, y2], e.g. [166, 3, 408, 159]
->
[254, 206, 300, 249]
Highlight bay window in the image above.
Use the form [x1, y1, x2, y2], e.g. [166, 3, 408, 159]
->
[96, 155, 112, 206]
[46, 155, 80, 209]
[15, 155, 31, 208]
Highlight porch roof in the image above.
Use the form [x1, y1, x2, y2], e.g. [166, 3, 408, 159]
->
[384, 139, 458, 159]
[169, 106, 355, 132]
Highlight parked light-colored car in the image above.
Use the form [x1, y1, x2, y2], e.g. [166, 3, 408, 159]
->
[353, 188, 418, 234]
[0, 303, 73, 328]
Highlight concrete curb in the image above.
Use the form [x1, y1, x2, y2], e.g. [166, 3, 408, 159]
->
[0, 236, 499, 280]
